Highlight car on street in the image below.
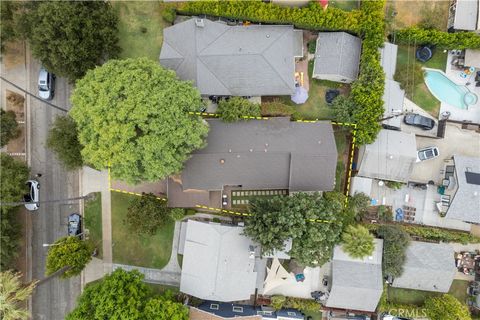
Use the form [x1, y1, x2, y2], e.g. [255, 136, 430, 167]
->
[416, 146, 439, 162]
[24, 180, 40, 211]
[38, 68, 55, 100]
[403, 113, 435, 130]
[68, 213, 82, 237]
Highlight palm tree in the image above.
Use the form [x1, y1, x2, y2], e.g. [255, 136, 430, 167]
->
[0, 271, 37, 320]
[342, 225, 375, 259]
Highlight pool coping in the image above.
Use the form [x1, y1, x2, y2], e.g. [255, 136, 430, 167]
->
[422, 67, 475, 109]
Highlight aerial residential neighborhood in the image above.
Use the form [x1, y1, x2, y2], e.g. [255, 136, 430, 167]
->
[1, 1, 480, 320]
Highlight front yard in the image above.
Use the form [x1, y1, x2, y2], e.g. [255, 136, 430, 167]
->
[111, 192, 174, 269]
[84, 192, 103, 258]
[395, 45, 448, 116]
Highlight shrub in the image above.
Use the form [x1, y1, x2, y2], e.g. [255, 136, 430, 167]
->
[425, 294, 472, 320]
[271, 295, 286, 310]
[376, 225, 410, 277]
[385, 180, 404, 190]
[331, 95, 356, 124]
[178, 1, 361, 32]
[281, 296, 321, 313]
[47, 115, 84, 170]
[0, 109, 20, 147]
[342, 225, 375, 258]
[396, 27, 480, 49]
[162, 7, 176, 24]
[125, 193, 171, 235]
[169, 208, 185, 221]
[378, 205, 393, 222]
[217, 97, 261, 122]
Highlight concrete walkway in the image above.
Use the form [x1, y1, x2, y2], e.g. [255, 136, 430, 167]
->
[81, 166, 113, 284]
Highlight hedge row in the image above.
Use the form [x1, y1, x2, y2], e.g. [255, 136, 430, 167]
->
[365, 223, 480, 244]
[178, 0, 361, 32]
[396, 26, 480, 49]
[350, 0, 385, 145]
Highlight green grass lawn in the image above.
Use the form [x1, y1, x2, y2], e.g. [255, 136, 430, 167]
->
[396, 45, 448, 116]
[84, 192, 102, 258]
[329, 0, 359, 11]
[303, 311, 323, 320]
[334, 130, 348, 193]
[387, 280, 470, 306]
[112, 1, 168, 60]
[111, 192, 174, 269]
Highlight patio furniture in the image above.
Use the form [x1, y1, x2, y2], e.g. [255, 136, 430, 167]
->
[395, 208, 404, 221]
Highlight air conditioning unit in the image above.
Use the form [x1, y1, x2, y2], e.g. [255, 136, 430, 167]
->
[195, 19, 205, 28]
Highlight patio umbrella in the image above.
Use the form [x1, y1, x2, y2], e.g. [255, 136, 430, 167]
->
[291, 86, 308, 104]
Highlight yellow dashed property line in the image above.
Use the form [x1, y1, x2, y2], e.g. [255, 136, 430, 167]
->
[110, 188, 167, 201]
[188, 111, 269, 120]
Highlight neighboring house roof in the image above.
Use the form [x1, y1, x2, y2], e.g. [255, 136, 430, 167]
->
[465, 49, 480, 68]
[392, 241, 456, 293]
[193, 301, 304, 319]
[380, 43, 404, 128]
[180, 221, 257, 301]
[181, 118, 337, 191]
[313, 32, 361, 81]
[454, 0, 479, 30]
[446, 155, 480, 223]
[326, 239, 384, 312]
[357, 130, 417, 183]
[159, 18, 300, 96]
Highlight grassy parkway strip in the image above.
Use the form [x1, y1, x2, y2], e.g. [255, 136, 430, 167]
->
[108, 116, 357, 223]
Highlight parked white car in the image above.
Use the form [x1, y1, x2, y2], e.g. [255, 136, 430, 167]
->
[24, 180, 40, 211]
[416, 146, 439, 162]
[38, 68, 55, 100]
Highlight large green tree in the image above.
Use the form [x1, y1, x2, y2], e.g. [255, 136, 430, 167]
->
[1, 207, 21, 270]
[25, 1, 119, 80]
[0, 1, 20, 53]
[0, 110, 20, 147]
[245, 192, 345, 266]
[47, 115, 84, 170]
[125, 193, 171, 235]
[217, 97, 261, 122]
[70, 58, 209, 184]
[66, 269, 187, 320]
[45, 236, 93, 278]
[376, 225, 410, 277]
[424, 294, 471, 320]
[341, 225, 375, 259]
[0, 271, 37, 320]
[0, 153, 29, 207]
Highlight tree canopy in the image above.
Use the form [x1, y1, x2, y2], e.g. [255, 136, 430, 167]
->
[1, 110, 20, 147]
[45, 236, 93, 278]
[376, 225, 411, 277]
[125, 193, 171, 235]
[25, 1, 119, 81]
[0, 153, 29, 207]
[47, 115, 84, 170]
[424, 294, 472, 320]
[66, 269, 188, 320]
[341, 225, 375, 259]
[244, 192, 345, 266]
[0, 271, 37, 320]
[217, 97, 261, 122]
[1, 207, 21, 270]
[70, 58, 209, 184]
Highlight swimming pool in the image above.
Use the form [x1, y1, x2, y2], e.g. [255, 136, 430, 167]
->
[424, 70, 477, 109]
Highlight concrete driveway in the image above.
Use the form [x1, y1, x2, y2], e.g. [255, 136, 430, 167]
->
[410, 123, 480, 183]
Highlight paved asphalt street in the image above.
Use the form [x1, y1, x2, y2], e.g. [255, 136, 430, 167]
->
[27, 53, 81, 320]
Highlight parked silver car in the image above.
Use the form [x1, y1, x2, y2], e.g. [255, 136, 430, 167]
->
[38, 68, 55, 100]
[416, 146, 439, 162]
[24, 180, 40, 211]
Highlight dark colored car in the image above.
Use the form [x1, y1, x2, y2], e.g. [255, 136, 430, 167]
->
[403, 113, 435, 130]
[68, 213, 82, 237]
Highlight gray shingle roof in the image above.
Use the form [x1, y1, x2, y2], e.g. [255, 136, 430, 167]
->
[326, 239, 384, 312]
[159, 18, 299, 96]
[392, 241, 455, 293]
[446, 155, 480, 223]
[181, 118, 337, 191]
[180, 221, 257, 301]
[357, 129, 417, 183]
[454, 0, 479, 30]
[312, 32, 361, 82]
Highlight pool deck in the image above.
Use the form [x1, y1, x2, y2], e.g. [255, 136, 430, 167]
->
[439, 52, 480, 124]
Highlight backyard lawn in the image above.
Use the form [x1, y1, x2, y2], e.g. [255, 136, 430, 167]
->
[387, 0, 450, 30]
[387, 280, 470, 306]
[111, 192, 174, 269]
[112, 1, 169, 60]
[395, 45, 448, 116]
[84, 192, 102, 258]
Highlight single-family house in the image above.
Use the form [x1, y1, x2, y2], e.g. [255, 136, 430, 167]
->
[177, 117, 337, 193]
[452, 0, 480, 31]
[392, 241, 456, 293]
[325, 239, 384, 313]
[444, 155, 480, 224]
[356, 129, 417, 183]
[180, 220, 258, 301]
[159, 18, 303, 97]
[380, 42, 405, 129]
[190, 301, 304, 320]
[312, 32, 361, 83]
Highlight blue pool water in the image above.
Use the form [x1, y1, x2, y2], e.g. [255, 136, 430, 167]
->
[424, 70, 477, 109]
